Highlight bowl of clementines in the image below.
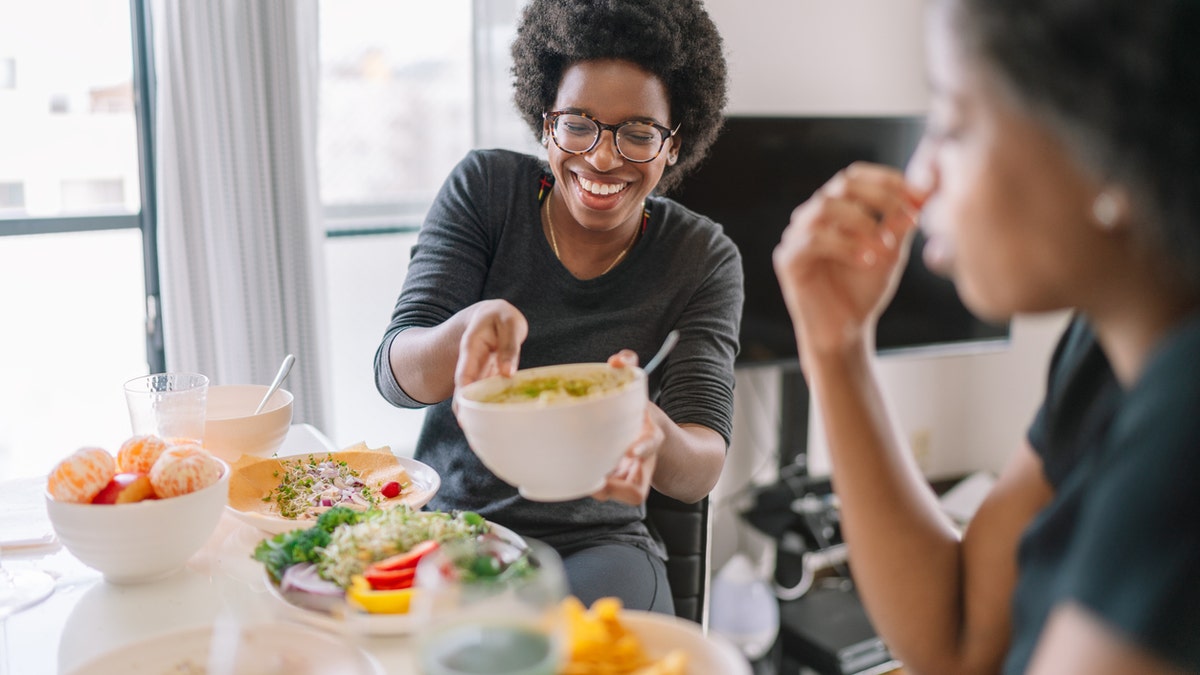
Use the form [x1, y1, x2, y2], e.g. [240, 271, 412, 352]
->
[44, 435, 229, 584]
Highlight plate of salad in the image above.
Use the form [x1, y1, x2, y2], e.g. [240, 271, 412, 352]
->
[254, 504, 524, 636]
[227, 445, 440, 535]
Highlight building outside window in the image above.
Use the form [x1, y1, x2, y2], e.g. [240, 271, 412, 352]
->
[0, 182, 24, 211]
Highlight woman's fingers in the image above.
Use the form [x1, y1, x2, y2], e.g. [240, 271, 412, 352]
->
[831, 162, 927, 216]
[592, 411, 661, 505]
[454, 300, 529, 388]
[593, 451, 657, 504]
[454, 342, 492, 388]
[794, 164, 922, 266]
[492, 312, 526, 376]
[784, 198, 890, 268]
[630, 410, 664, 458]
[775, 164, 923, 287]
[772, 163, 926, 358]
[607, 349, 639, 369]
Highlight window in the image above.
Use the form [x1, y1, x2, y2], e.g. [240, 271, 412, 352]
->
[318, 0, 474, 232]
[0, 0, 150, 480]
[317, 0, 535, 451]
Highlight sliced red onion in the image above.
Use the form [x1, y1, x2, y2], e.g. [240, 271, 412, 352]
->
[280, 563, 343, 596]
[279, 564, 345, 613]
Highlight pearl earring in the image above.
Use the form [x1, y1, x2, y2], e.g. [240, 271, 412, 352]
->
[1092, 190, 1121, 230]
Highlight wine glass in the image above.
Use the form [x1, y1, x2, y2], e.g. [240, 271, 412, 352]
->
[412, 536, 567, 675]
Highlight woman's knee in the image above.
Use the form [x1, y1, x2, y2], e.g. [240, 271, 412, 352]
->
[562, 545, 674, 615]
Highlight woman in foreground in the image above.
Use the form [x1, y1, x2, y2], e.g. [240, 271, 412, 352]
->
[374, 0, 742, 614]
[773, 0, 1200, 673]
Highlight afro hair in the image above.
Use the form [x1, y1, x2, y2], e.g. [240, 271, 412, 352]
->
[510, 0, 728, 194]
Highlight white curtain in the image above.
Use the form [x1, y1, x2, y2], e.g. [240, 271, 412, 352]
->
[152, 0, 328, 429]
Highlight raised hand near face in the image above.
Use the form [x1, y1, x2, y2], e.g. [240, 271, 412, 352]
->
[772, 162, 926, 361]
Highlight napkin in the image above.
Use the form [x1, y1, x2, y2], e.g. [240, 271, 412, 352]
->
[0, 476, 58, 549]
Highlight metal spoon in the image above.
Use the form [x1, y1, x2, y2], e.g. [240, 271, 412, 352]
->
[643, 330, 680, 375]
[254, 353, 295, 415]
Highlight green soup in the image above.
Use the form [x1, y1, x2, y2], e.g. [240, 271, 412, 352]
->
[481, 370, 631, 404]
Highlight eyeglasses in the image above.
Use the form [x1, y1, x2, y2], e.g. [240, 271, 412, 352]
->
[544, 111, 680, 163]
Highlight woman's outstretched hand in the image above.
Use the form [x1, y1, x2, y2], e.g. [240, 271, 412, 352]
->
[591, 349, 664, 505]
[454, 299, 530, 389]
[772, 162, 925, 361]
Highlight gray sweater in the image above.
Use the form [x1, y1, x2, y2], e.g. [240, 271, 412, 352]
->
[374, 149, 743, 557]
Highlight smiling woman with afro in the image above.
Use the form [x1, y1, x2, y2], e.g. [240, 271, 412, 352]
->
[375, 0, 742, 617]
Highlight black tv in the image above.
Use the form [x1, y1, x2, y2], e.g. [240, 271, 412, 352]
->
[670, 116, 1009, 367]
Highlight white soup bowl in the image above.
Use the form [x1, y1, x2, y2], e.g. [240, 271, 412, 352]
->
[454, 363, 648, 502]
[203, 384, 293, 463]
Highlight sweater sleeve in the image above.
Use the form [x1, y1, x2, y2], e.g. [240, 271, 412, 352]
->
[373, 150, 497, 409]
[654, 209, 744, 446]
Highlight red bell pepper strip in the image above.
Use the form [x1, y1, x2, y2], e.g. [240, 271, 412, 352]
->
[369, 540, 440, 572]
[363, 566, 416, 590]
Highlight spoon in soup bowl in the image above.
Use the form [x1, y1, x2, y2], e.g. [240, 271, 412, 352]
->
[642, 330, 679, 376]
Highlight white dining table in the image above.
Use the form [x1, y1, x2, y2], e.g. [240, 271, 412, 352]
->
[0, 425, 421, 675]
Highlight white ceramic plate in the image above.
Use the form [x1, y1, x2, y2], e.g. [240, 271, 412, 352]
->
[226, 455, 441, 535]
[61, 621, 383, 675]
[263, 523, 525, 637]
[618, 610, 752, 675]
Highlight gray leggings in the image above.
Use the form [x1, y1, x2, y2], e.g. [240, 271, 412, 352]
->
[561, 543, 675, 616]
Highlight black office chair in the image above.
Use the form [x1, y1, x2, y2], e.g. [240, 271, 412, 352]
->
[644, 490, 712, 628]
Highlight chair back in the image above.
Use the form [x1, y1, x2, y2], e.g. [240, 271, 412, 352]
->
[644, 490, 712, 628]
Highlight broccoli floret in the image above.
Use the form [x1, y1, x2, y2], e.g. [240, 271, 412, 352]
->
[316, 505, 365, 532]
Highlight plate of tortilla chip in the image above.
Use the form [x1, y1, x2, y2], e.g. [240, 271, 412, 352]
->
[226, 442, 439, 535]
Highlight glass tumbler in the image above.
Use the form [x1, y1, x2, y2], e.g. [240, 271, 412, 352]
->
[123, 372, 209, 443]
[412, 537, 567, 675]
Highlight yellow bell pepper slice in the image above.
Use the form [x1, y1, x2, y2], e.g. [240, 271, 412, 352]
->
[346, 574, 415, 614]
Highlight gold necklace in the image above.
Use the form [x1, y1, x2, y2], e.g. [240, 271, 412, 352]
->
[544, 197, 641, 276]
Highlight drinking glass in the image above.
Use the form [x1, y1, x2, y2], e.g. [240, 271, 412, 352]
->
[123, 372, 209, 442]
[412, 537, 567, 675]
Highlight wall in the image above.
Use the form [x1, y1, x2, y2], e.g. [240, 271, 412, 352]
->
[712, 0, 928, 117]
[701, 0, 1069, 574]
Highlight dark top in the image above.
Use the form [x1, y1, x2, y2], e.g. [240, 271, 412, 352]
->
[1009, 314, 1200, 673]
[374, 149, 743, 558]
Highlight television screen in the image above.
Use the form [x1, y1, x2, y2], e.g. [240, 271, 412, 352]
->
[670, 116, 1008, 367]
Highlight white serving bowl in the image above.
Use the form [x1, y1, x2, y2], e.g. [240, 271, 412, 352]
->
[618, 610, 751, 675]
[45, 458, 230, 584]
[203, 384, 294, 463]
[453, 363, 648, 502]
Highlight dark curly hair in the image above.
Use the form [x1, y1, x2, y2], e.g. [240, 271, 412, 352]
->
[510, 0, 728, 194]
[946, 0, 1200, 291]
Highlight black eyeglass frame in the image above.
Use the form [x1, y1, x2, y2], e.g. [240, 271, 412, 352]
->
[543, 110, 681, 163]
